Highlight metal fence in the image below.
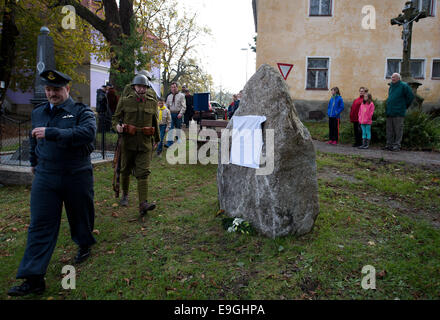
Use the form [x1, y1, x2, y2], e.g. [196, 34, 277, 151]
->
[0, 113, 116, 166]
[0, 114, 32, 166]
[93, 113, 116, 161]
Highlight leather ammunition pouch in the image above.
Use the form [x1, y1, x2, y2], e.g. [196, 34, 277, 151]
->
[123, 124, 137, 136]
[123, 124, 155, 136]
[141, 127, 155, 136]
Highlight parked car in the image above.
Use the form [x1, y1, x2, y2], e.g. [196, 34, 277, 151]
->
[211, 101, 227, 120]
[193, 101, 227, 120]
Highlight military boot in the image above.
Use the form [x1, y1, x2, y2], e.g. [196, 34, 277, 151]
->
[139, 201, 156, 216]
[120, 193, 129, 207]
[8, 276, 45, 297]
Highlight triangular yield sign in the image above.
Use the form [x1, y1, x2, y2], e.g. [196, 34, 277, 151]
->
[277, 63, 294, 80]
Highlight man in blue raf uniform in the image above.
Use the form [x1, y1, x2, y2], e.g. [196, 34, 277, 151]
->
[7, 70, 97, 297]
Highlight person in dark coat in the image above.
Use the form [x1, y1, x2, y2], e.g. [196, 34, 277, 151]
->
[106, 84, 119, 115]
[96, 85, 111, 132]
[7, 69, 97, 297]
[384, 73, 414, 151]
[228, 94, 238, 119]
[182, 86, 194, 127]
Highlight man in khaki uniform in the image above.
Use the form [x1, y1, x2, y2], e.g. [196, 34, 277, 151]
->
[112, 74, 160, 215]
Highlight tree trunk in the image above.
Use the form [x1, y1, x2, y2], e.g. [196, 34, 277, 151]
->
[50, 0, 133, 93]
[0, 0, 19, 112]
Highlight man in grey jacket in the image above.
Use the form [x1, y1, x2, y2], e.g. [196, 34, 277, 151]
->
[165, 82, 186, 147]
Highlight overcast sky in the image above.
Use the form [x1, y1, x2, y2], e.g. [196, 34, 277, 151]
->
[183, 0, 257, 94]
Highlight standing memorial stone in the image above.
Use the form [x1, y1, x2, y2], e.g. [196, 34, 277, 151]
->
[217, 64, 319, 238]
[14, 26, 55, 162]
[30, 26, 56, 106]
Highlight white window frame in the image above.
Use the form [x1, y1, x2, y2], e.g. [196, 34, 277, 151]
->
[305, 56, 331, 90]
[432, 58, 440, 79]
[413, 0, 437, 16]
[384, 57, 402, 79]
[410, 58, 426, 79]
[384, 58, 426, 79]
[308, 0, 334, 17]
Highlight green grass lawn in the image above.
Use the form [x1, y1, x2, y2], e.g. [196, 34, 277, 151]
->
[304, 121, 354, 145]
[0, 151, 439, 300]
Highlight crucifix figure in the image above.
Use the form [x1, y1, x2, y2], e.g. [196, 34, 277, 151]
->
[390, 1, 427, 80]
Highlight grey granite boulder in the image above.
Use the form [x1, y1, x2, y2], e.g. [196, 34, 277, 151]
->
[217, 64, 319, 238]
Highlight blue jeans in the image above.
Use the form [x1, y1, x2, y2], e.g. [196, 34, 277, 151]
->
[361, 124, 371, 140]
[157, 124, 167, 154]
[166, 113, 182, 147]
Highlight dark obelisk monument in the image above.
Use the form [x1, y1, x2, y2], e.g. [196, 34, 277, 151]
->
[391, 0, 427, 110]
[30, 26, 56, 106]
[12, 26, 56, 162]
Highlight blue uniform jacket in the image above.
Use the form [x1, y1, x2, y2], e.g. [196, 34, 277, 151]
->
[327, 95, 344, 118]
[29, 97, 97, 173]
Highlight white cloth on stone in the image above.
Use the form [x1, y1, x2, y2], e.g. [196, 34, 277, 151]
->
[230, 115, 267, 169]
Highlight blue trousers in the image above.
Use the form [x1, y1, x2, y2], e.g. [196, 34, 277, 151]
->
[361, 124, 371, 140]
[157, 124, 167, 154]
[16, 169, 96, 278]
[166, 113, 182, 147]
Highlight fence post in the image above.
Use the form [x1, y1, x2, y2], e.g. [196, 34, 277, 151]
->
[101, 116, 105, 160]
[18, 121, 22, 166]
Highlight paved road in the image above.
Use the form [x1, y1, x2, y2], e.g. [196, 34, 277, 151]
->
[313, 140, 440, 169]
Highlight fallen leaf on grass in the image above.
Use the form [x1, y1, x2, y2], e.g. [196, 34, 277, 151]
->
[216, 210, 225, 216]
[112, 212, 119, 218]
[368, 241, 376, 246]
[123, 278, 131, 285]
[107, 249, 116, 254]
[11, 228, 18, 232]
[210, 280, 221, 289]
[112, 203, 119, 207]
[377, 270, 387, 279]
[60, 257, 70, 263]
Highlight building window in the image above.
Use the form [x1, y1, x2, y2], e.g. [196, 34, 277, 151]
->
[309, 0, 332, 16]
[386, 59, 425, 79]
[433, 60, 440, 79]
[386, 59, 401, 78]
[412, 0, 436, 16]
[410, 59, 425, 79]
[306, 58, 329, 90]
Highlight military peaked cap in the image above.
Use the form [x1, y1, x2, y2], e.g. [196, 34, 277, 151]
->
[40, 69, 72, 87]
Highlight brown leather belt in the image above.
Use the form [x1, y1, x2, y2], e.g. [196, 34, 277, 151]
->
[123, 124, 155, 136]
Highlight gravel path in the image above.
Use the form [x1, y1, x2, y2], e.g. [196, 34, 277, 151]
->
[313, 140, 440, 169]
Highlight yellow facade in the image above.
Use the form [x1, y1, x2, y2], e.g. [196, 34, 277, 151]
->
[255, 0, 440, 110]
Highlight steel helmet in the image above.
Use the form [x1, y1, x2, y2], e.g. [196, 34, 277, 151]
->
[138, 70, 152, 81]
[132, 74, 149, 86]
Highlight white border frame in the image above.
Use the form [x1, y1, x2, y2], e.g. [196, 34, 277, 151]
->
[305, 56, 331, 90]
[307, 0, 334, 17]
[431, 58, 440, 79]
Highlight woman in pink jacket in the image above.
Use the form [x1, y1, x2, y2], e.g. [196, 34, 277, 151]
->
[358, 93, 375, 149]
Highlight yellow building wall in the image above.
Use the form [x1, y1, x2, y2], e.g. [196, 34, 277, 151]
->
[256, 0, 440, 105]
